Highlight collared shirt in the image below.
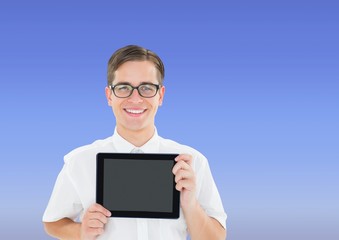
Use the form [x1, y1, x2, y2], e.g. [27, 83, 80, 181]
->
[43, 128, 227, 240]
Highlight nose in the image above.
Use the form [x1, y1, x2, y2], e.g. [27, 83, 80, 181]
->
[127, 88, 143, 103]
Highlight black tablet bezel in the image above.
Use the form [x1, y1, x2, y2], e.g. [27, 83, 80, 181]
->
[96, 152, 180, 219]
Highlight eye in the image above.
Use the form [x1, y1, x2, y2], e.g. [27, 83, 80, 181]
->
[115, 84, 131, 92]
[139, 84, 156, 92]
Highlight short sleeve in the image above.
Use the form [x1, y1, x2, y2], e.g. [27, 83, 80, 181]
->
[42, 162, 83, 222]
[195, 155, 227, 229]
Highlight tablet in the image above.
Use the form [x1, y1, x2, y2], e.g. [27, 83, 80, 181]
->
[96, 153, 180, 219]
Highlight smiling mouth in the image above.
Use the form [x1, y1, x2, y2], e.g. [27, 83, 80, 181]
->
[125, 108, 146, 114]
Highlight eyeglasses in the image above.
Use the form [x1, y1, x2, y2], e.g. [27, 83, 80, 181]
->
[110, 83, 161, 98]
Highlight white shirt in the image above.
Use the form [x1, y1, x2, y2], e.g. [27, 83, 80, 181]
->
[43, 128, 227, 240]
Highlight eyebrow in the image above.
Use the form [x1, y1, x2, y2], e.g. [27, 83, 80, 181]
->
[113, 81, 159, 86]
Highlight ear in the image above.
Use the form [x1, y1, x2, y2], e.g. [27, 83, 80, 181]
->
[105, 87, 112, 106]
[158, 85, 165, 106]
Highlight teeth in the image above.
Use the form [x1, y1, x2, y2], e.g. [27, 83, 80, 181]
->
[126, 109, 145, 114]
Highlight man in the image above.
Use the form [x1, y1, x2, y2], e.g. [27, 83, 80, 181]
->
[43, 45, 227, 240]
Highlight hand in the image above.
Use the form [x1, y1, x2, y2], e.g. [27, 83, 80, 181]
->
[172, 154, 197, 211]
[80, 203, 111, 240]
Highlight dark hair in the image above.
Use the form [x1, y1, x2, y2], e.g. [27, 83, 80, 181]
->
[107, 45, 165, 86]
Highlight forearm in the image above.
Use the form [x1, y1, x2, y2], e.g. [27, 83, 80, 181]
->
[44, 218, 81, 240]
[184, 201, 226, 240]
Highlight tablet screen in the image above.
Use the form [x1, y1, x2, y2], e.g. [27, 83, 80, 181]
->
[96, 153, 180, 219]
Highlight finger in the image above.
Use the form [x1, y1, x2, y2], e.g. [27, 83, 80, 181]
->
[85, 226, 105, 236]
[88, 219, 105, 228]
[88, 212, 109, 225]
[175, 154, 193, 166]
[175, 179, 195, 191]
[174, 169, 194, 183]
[88, 203, 111, 217]
[82, 221, 105, 237]
[172, 160, 191, 175]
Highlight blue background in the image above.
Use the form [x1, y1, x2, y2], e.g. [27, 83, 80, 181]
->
[0, 1, 338, 239]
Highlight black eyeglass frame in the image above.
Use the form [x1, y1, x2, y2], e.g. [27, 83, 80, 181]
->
[109, 83, 161, 98]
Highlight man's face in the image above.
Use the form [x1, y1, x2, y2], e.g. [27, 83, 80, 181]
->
[105, 61, 165, 135]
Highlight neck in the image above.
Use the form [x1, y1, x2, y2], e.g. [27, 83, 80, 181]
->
[117, 125, 155, 147]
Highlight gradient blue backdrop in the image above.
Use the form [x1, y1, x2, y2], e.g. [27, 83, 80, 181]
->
[0, 1, 338, 239]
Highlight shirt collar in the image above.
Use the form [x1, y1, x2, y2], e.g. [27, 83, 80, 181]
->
[112, 127, 160, 153]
